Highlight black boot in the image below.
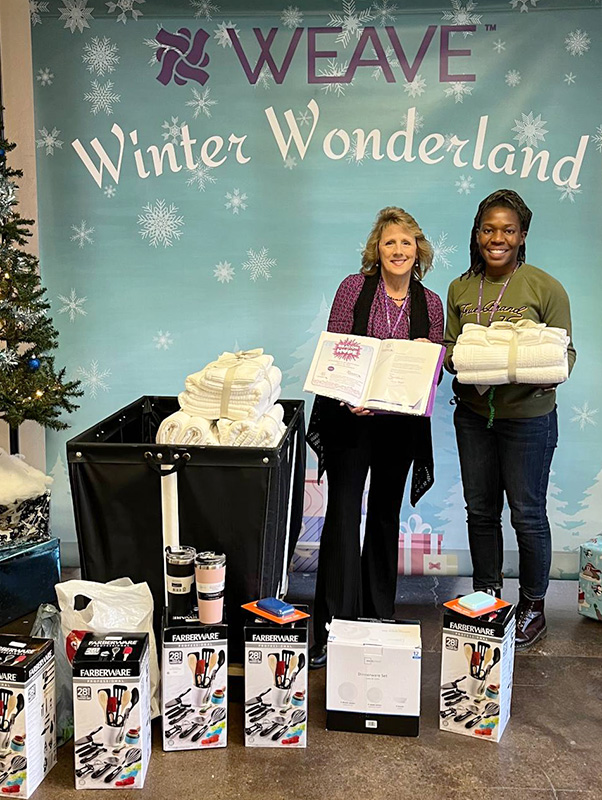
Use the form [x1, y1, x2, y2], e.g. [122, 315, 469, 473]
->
[309, 643, 327, 670]
[515, 593, 546, 650]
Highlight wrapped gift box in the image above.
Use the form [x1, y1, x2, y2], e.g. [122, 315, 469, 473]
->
[397, 514, 443, 575]
[578, 536, 602, 621]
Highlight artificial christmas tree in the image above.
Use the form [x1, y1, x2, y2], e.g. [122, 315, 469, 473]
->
[0, 133, 81, 454]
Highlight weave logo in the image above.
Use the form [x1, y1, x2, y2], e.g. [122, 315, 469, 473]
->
[154, 27, 210, 87]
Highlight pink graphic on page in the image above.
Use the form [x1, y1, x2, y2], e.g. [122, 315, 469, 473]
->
[332, 338, 361, 362]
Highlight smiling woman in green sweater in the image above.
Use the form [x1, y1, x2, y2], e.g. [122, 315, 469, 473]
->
[444, 189, 576, 650]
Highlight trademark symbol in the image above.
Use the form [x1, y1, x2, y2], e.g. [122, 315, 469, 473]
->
[486, 24, 497, 32]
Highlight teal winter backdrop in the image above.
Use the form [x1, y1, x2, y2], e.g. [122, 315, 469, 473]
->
[30, 0, 602, 575]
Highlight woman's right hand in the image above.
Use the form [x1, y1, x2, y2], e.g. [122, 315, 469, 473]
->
[341, 402, 373, 416]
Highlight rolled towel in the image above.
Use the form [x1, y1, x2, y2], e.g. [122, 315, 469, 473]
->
[178, 416, 219, 446]
[157, 410, 192, 444]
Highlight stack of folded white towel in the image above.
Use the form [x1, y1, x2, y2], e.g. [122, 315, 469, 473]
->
[156, 348, 287, 447]
[453, 320, 569, 385]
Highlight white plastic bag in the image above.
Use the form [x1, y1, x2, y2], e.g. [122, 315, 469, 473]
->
[55, 577, 161, 718]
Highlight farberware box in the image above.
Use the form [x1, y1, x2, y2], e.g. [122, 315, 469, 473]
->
[326, 619, 422, 737]
[439, 604, 516, 742]
[72, 633, 151, 789]
[162, 612, 228, 751]
[0, 634, 56, 798]
[244, 610, 308, 748]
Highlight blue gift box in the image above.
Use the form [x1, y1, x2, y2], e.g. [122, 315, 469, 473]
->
[578, 535, 602, 621]
[0, 537, 60, 627]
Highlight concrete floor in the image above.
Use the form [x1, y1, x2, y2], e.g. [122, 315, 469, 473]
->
[4, 573, 602, 799]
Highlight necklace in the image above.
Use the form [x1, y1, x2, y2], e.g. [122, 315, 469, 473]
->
[386, 292, 407, 301]
[484, 277, 507, 285]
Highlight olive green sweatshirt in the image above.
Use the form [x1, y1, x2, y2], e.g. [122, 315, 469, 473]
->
[444, 263, 577, 418]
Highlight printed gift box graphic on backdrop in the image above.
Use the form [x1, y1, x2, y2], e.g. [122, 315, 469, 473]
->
[397, 514, 457, 576]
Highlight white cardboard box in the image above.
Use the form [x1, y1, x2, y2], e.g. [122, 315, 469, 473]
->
[439, 605, 516, 742]
[0, 634, 56, 798]
[72, 633, 151, 789]
[161, 613, 228, 751]
[326, 618, 421, 736]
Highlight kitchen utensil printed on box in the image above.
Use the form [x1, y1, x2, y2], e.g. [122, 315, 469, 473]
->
[244, 613, 308, 748]
[72, 633, 151, 789]
[162, 616, 228, 751]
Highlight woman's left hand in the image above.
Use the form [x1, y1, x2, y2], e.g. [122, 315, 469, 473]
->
[415, 337, 431, 343]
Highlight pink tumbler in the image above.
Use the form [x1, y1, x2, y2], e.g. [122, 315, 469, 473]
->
[195, 552, 226, 624]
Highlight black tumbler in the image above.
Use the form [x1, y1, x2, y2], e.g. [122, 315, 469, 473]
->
[165, 546, 197, 618]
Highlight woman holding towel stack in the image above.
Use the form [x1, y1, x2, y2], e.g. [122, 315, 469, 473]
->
[307, 206, 444, 669]
[444, 189, 576, 650]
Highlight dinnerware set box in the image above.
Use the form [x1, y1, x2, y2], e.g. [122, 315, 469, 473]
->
[72, 633, 151, 789]
[243, 610, 308, 747]
[161, 613, 228, 751]
[439, 605, 516, 742]
[578, 536, 602, 621]
[0, 634, 56, 798]
[326, 619, 422, 737]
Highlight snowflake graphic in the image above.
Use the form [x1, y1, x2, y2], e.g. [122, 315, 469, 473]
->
[564, 72, 576, 85]
[371, 47, 399, 80]
[77, 360, 111, 398]
[253, 65, 275, 90]
[58, 288, 87, 322]
[444, 133, 459, 150]
[36, 67, 54, 86]
[36, 127, 64, 156]
[317, 59, 351, 96]
[509, 0, 540, 11]
[281, 5, 303, 28]
[191, 0, 219, 19]
[84, 80, 121, 115]
[296, 110, 312, 127]
[565, 30, 590, 57]
[505, 69, 521, 87]
[186, 164, 218, 192]
[593, 125, 602, 153]
[372, 0, 398, 26]
[103, 185, 117, 198]
[430, 232, 458, 269]
[401, 110, 425, 133]
[70, 220, 95, 248]
[58, 0, 94, 33]
[214, 261, 235, 283]
[512, 111, 548, 148]
[571, 401, 598, 430]
[284, 156, 298, 170]
[214, 20, 239, 47]
[138, 199, 184, 248]
[455, 174, 475, 195]
[442, 1, 482, 36]
[556, 184, 582, 203]
[106, 0, 145, 23]
[346, 139, 371, 165]
[186, 86, 217, 118]
[242, 247, 277, 281]
[403, 74, 427, 98]
[0, 349, 19, 371]
[162, 116, 186, 143]
[327, 0, 374, 48]
[30, 1, 50, 25]
[356, 241, 366, 254]
[225, 188, 248, 215]
[493, 39, 506, 53]
[153, 330, 173, 350]
[444, 81, 473, 103]
[82, 36, 120, 76]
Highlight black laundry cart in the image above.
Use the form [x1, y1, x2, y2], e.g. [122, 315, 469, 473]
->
[67, 396, 305, 661]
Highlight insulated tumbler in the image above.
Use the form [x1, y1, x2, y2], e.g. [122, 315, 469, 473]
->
[195, 552, 226, 624]
[165, 546, 197, 618]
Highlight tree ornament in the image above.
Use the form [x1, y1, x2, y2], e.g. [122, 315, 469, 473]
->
[28, 357, 41, 371]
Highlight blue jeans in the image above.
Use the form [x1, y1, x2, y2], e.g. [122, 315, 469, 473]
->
[453, 402, 558, 600]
